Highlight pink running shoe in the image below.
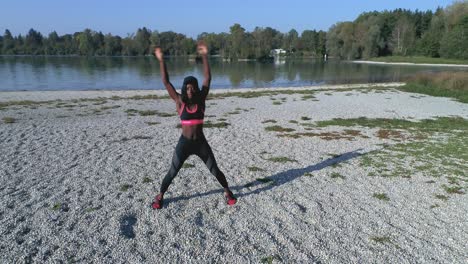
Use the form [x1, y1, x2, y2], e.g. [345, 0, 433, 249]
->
[151, 195, 164, 209]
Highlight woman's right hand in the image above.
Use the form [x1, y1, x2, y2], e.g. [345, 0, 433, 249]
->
[154, 47, 163, 61]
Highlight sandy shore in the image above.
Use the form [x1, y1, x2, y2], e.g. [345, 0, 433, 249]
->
[1, 84, 467, 263]
[0, 83, 405, 102]
[352, 60, 468, 67]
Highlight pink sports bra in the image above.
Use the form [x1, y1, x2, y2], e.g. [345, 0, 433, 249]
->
[178, 102, 205, 126]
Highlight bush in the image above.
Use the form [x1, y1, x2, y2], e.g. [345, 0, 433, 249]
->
[401, 72, 468, 103]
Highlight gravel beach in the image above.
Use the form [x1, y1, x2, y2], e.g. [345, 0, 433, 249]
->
[1, 84, 467, 263]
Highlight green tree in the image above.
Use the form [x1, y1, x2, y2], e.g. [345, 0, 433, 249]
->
[158, 31, 178, 55]
[440, 15, 468, 59]
[62, 34, 76, 55]
[444, 0, 468, 31]
[229, 23, 246, 59]
[77, 29, 94, 55]
[45, 31, 60, 55]
[15, 34, 25, 54]
[283, 29, 299, 52]
[150, 31, 160, 47]
[416, 8, 445, 57]
[25, 28, 43, 55]
[135, 27, 151, 55]
[300, 30, 318, 55]
[121, 34, 137, 56]
[104, 34, 122, 55]
[389, 16, 416, 55]
[252, 27, 278, 59]
[317, 30, 327, 56]
[179, 37, 195, 55]
[93, 31, 105, 55]
[2, 29, 15, 54]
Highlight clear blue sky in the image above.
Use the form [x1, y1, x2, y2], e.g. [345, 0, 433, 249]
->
[1, 0, 456, 38]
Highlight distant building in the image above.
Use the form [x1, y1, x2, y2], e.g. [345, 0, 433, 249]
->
[271, 49, 287, 56]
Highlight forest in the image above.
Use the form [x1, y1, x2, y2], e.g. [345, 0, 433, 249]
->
[0, 1, 466, 60]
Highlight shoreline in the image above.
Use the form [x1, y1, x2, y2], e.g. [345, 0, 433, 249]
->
[0, 82, 405, 102]
[352, 60, 468, 67]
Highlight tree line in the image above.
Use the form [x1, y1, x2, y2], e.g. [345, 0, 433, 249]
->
[0, 1, 466, 60]
[0, 25, 326, 60]
[327, 1, 468, 60]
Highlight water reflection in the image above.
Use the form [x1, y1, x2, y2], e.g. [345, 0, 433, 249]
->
[0, 56, 466, 91]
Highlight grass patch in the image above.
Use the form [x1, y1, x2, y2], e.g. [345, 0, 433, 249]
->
[92, 100, 107, 105]
[303, 172, 314, 177]
[2, 117, 16, 123]
[156, 112, 175, 117]
[265, 125, 295, 132]
[142, 177, 153, 183]
[85, 207, 99, 213]
[208, 89, 318, 100]
[0, 96, 162, 111]
[125, 109, 175, 117]
[435, 194, 449, 201]
[369, 56, 468, 65]
[260, 255, 281, 264]
[358, 128, 467, 179]
[146, 122, 160, 125]
[51, 203, 61, 211]
[204, 121, 230, 128]
[373, 193, 390, 201]
[138, 110, 158, 116]
[443, 185, 464, 195]
[262, 119, 277, 124]
[377, 129, 406, 140]
[277, 131, 363, 140]
[182, 163, 195, 168]
[119, 184, 132, 192]
[272, 101, 282, 105]
[301, 116, 311, 121]
[265, 156, 297, 163]
[301, 94, 316, 100]
[289, 120, 298, 124]
[316, 116, 468, 131]
[330, 172, 345, 179]
[399, 71, 468, 103]
[430, 204, 440, 209]
[370, 236, 392, 244]
[100, 105, 120, 111]
[0, 100, 46, 110]
[248, 166, 265, 172]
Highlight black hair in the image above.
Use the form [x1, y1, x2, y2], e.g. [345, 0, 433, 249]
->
[181, 76, 201, 104]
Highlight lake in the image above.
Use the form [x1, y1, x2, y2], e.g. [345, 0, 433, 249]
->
[0, 56, 467, 91]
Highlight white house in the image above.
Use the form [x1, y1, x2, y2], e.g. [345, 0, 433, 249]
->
[271, 49, 287, 56]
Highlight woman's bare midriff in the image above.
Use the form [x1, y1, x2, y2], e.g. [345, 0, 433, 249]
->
[181, 125, 204, 140]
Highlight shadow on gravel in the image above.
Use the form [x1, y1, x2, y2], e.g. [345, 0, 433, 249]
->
[164, 149, 364, 204]
[234, 148, 364, 198]
[119, 214, 137, 239]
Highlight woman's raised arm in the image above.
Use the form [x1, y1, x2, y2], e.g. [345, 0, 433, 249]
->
[154, 47, 180, 102]
[197, 42, 211, 97]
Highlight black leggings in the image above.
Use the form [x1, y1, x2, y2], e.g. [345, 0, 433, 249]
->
[160, 135, 229, 193]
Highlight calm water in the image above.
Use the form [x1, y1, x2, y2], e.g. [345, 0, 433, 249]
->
[0, 56, 467, 91]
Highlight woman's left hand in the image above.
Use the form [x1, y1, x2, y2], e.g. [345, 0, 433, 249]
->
[197, 42, 208, 56]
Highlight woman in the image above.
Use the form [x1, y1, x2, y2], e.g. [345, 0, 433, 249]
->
[151, 43, 237, 209]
